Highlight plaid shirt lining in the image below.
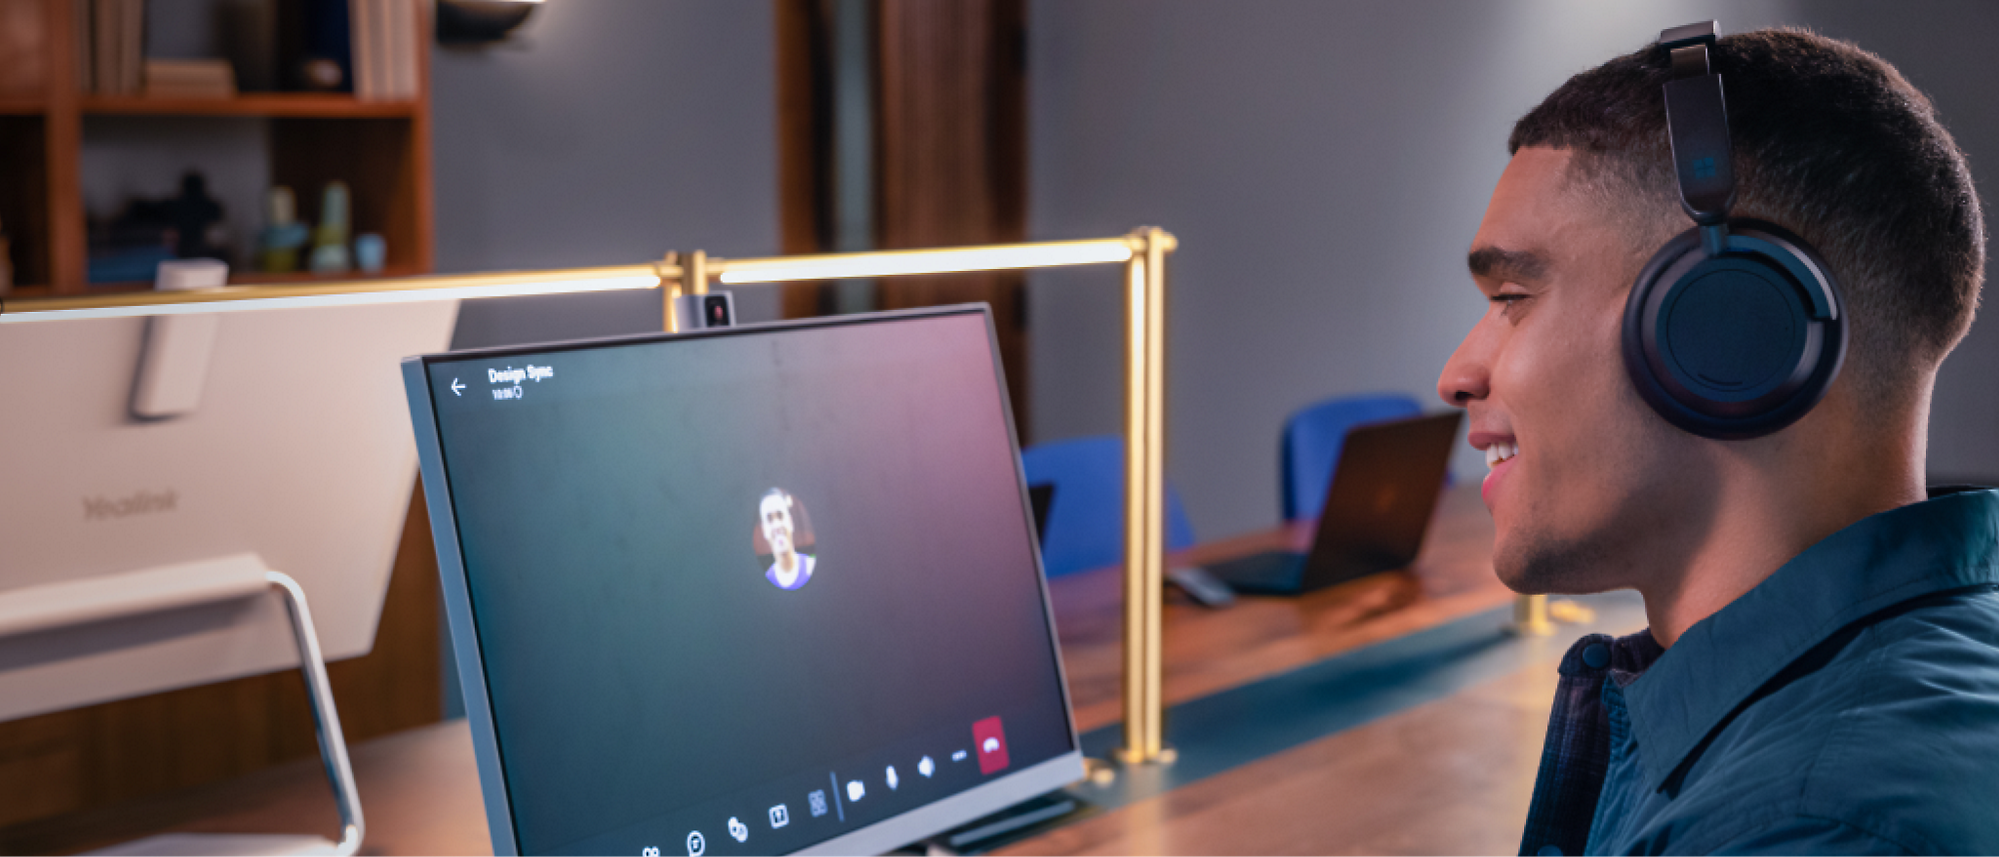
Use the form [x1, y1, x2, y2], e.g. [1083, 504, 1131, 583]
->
[1518, 629, 1664, 857]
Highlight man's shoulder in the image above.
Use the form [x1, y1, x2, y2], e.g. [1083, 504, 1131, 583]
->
[1805, 592, 1999, 776]
[1734, 586, 1999, 729]
[1681, 591, 1999, 853]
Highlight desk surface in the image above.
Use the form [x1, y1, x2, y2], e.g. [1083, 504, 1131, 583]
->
[1, 485, 1573, 856]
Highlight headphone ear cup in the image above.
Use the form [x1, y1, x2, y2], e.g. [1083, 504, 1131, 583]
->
[1622, 219, 1845, 440]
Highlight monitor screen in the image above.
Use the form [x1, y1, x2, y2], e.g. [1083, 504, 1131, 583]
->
[408, 307, 1080, 856]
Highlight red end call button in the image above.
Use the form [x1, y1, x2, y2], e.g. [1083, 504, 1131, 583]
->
[972, 716, 1010, 774]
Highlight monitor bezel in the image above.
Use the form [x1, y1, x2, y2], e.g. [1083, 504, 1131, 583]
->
[401, 304, 1083, 856]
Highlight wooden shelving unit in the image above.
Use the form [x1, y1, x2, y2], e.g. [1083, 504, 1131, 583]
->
[0, 0, 434, 295]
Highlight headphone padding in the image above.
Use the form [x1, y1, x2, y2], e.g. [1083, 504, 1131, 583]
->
[1621, 219, 1845, 439]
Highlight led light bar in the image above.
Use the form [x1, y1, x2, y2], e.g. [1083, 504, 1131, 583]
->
[0, 270, 662, 324]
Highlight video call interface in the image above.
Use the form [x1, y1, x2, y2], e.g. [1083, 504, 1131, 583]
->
[425, 310, 1075, 855]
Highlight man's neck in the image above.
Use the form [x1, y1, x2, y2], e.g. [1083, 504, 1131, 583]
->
[1637, 413, 1927, 648]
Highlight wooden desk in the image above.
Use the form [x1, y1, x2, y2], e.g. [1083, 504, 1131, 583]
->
[1054, 485, 1505, 734]
[0, 486, 1539, 856]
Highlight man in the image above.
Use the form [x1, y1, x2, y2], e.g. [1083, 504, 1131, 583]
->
[760, 488, 816, 590]
[1437, 25, 1997, 855]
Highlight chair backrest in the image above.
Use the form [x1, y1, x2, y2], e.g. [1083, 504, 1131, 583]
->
[1020, 436, 1196, 578]
[1281, 393, 1424, 521]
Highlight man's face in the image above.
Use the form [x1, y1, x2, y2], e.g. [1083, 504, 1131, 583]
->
[1437, 147, 1711, 594]
[761, 495, 795, 555]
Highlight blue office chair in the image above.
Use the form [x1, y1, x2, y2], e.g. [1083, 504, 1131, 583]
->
[1281, 393, 1424, 521]
[1021, 436, 1197, 578]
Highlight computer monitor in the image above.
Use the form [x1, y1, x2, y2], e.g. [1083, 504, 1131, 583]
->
[0, 301, 459, 721]
[402, 305, 1083, 856]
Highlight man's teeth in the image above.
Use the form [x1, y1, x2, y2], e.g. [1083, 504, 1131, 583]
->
[1484, 442, 1519, 469]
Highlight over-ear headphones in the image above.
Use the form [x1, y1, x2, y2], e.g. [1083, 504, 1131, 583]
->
[1622, 21, 1846, 440]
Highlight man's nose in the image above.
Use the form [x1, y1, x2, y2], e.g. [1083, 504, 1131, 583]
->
[1438, 325, 1492, 407]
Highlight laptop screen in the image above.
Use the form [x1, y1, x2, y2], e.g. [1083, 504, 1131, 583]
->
[414, 308, 1078, 855]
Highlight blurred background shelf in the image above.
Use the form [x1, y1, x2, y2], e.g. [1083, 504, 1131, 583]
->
[0, 0, 434, 296]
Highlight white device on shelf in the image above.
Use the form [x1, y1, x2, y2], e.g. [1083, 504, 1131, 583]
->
[0, 300, 460, 855]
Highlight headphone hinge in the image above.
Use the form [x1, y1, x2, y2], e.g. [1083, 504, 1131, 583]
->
[1670, 45, 1711, 78]
[1699, 224, 1729, 257]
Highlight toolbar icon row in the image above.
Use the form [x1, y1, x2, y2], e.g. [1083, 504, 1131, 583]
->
[659, 721, 1009, 857]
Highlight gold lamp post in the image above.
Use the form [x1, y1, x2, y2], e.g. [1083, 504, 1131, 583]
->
[0, 228, 1182, 768]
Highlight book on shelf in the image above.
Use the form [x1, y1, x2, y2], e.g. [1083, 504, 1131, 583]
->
[350, 0, 375, 98]
[66, 0, 419, 102]
[90, 0, 116, 94]
[350, 0, 416, 101]
[71, 0, 90, 93]
[391, 0, 417, 98]
[79, 0, 145, 95]
[123, 0, 142, 93]
[144, 59, 238, 99]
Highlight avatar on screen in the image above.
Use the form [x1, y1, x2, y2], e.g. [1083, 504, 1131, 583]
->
[756, 488, 816, 591]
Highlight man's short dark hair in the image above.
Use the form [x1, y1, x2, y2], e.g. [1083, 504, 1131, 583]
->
[1510, 28, 1984, 409]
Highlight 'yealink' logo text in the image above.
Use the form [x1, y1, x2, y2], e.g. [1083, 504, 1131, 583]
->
[83, 489, 178, 521]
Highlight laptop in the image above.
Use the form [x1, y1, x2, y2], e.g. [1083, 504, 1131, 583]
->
[401, 306, 1083, 856]
[1207, 411, 1463, 595]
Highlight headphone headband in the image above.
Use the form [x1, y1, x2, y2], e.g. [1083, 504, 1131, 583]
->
[1660, 22, 1735, 226]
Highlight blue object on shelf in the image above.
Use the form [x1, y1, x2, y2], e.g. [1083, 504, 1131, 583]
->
[1281, 393, 1425, 521]
[1021, 435, 1196, 578]
[87, 247, 177, 284]
[354, 233, 386, 273]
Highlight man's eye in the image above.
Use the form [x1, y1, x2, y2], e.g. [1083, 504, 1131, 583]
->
[1490, 292, 1531, 319]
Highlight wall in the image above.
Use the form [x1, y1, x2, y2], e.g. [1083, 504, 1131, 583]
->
[1798, 2, 1999, 484]
[432, 0, 781, 348]
[1028, 0, 1999, 539]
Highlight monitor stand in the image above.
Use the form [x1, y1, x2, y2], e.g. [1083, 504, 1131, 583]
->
[929, 792, 1088, 854]
[0, 555, 363, 856]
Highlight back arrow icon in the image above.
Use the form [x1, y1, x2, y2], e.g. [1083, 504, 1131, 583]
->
[451, 378, 465, 396]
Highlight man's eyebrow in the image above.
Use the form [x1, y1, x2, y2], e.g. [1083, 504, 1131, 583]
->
[1467, 245, 1551, 285]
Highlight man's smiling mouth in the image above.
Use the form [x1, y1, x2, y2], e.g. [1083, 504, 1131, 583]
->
[1480, 439, 1519, 512]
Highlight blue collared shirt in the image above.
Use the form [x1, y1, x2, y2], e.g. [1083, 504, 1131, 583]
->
[1519, 487, 1999, 855]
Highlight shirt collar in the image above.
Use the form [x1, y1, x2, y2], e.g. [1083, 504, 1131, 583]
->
[1621, 486, 1999, 793]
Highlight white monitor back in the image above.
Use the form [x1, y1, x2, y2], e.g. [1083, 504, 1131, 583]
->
[0, 301, 459, 721]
